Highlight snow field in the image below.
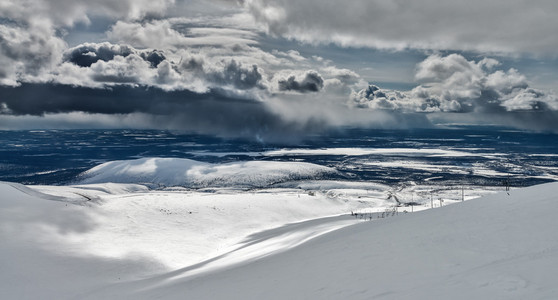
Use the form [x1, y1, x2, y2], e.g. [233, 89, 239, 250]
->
[1, 181, 379, 299]
[117, 182, 558, 300]
[1, 156, 551, 300]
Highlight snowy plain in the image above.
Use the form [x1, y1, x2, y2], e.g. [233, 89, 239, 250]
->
[1, 157, 557, 299]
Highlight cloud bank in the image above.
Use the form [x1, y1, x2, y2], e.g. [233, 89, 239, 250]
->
[0, 0, 557, 139]
[243, 0, 558, 56]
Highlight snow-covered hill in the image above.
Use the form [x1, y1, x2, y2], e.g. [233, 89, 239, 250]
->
[78, 157, 336, 188]
[1, 180, 557, 299]
[0, 180, 365, 299]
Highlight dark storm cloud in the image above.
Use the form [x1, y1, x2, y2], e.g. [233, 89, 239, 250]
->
[0, 83, 328, 141]
[56, 41, 272, 92]
[64, 43, 166, 68]
[140, 50, 166, 68]
[207, 60, 264, 90]
[0, 82, 439, 141]
[278, 71, 324, 93]
[64, 43, 134, 67]
[0, 83, 231, 115]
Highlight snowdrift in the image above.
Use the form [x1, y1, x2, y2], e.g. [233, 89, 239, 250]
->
[79, 157, 336, 188]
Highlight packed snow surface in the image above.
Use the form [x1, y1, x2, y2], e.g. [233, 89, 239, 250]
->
[79, 157, 336, 188]
[1, 179, 557, 299]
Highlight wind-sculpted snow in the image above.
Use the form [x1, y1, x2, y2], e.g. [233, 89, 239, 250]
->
[79, 157, 336, 188]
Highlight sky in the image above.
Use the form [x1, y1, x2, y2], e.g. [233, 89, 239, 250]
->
[1, 0, 557, 140]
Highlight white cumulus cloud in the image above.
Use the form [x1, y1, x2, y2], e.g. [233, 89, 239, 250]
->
[351, 54, 558, 113]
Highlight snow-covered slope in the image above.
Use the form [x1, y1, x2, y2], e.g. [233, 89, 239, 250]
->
[2, 181, 557, 299]
[79, 157, 336, 188]
[92, 182, 558, 300]
[0, 181, 365, 300]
